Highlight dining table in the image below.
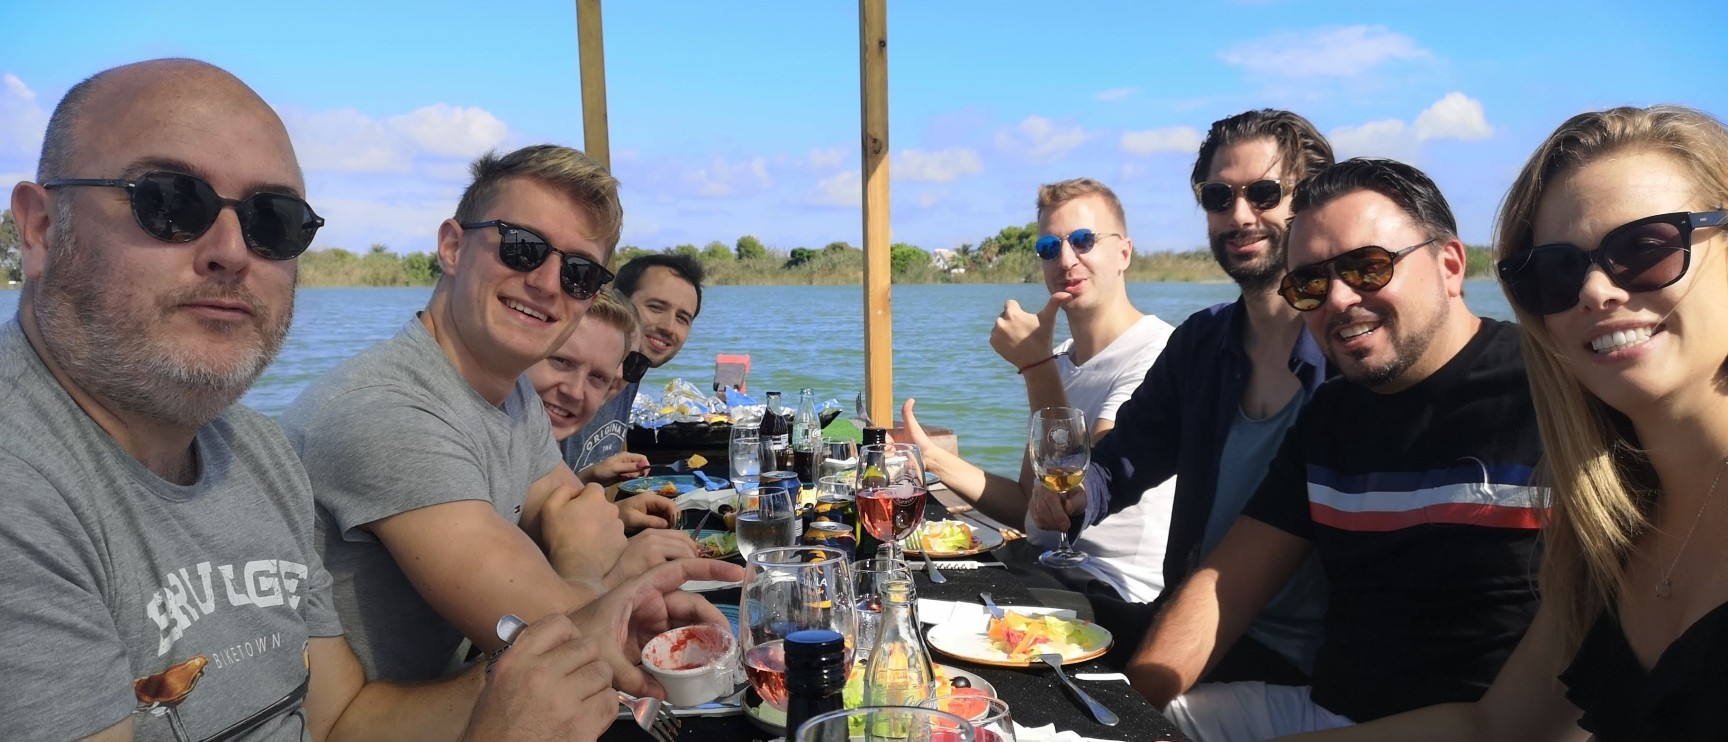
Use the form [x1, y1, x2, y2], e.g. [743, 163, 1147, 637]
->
[600, 477, 1185, 741]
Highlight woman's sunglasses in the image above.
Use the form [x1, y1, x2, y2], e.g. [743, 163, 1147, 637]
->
[1194, 179, 1288, 214]
[461, 220, 616, 300]
[1497, 211, 1726, 316]
[42, 170, 323, 260]
[1278, 238, 1438, 311]
[1034, 228, 1121, 261]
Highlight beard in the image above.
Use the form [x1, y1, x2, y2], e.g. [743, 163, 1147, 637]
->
[1324, 289, 1449, 391]
[1209, 223, 1288, 292]
[33, 215, 292, 431]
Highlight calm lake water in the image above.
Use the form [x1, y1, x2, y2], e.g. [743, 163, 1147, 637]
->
[0, 280, 1514, 473]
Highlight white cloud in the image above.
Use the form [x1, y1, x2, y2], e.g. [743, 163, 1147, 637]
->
[1328, 119, 1419, 162]
[1119, 126, 1202, 156]
[1327, 92, 1494, 163]
[682, 156, 773, 198]
[387, 104, 508, 158]
[1093, 87, 1137, 102]
[892, 147, 982, 183]
[915, 190, 949, 208]
[808, 169, 861, 208]
[279, 102, 514, 174]
[994, 115, 1087, 164]
[1414, 92, 1492, 142]
[1219, 25, 1432, 78]
[807, 146, 846, 170]
[0, 73, 49, 158]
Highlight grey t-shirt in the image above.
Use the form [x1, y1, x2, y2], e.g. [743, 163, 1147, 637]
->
[561, 381, 636, 472]
[281, 317, 564, 682]
[0, 319, 342, 742]
[1212, 390, 1328, 673]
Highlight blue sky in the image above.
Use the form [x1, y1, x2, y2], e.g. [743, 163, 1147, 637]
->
[3, 1, 1724, 256]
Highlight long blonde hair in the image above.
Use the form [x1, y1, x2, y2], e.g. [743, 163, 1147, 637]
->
[1495, 105, 1728, 652]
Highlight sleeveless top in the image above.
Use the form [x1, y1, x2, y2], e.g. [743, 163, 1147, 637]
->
[1559, 601, 1728, 740]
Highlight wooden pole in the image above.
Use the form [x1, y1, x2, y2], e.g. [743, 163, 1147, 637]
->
[859, 0, 893, 428]
[576, 0, 611, 170]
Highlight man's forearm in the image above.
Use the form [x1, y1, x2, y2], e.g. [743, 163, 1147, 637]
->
[328, 663, 485, 742]
[1126, 571, 1228, 707]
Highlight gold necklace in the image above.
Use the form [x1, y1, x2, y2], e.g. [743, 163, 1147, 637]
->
[1655, 457, 1728, 598]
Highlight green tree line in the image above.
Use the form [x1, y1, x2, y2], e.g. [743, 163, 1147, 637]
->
[0, 209, 1496, 289]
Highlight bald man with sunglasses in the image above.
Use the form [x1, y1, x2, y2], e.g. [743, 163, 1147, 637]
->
[282, 145, 699, 685]
[0, 58, 736, 742]
[1117, 159, 1544, 741]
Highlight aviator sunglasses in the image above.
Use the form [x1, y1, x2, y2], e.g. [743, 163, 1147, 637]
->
[461, 220, 616, 300]
[42, 170, 323, 260]
[1498, 211, 1727, 316]
[1035, 228, 1121, 261]
[1194, 179, 1288, 214]
[1279, 238, 1439, 311]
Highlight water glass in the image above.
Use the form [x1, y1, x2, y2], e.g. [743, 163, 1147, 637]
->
[816, 475, 854, 500]
[922, 696, 1016, 742]
[852, 557, 913, 651]
[730, 431, 762, 493]
[794, 706, 974, 742]
[819, 439, 860, 481]
[736, 485, 798, 559]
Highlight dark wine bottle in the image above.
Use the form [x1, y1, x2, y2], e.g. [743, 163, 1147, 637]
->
[784, 628, 848, 741]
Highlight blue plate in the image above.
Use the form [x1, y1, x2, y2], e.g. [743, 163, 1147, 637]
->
[716, 604, 739, 635]
[619, 475, 699, 496]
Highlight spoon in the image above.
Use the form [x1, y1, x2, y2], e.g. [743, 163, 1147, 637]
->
[1037, 653, 1119, 726]
[915, 533, 946, 584]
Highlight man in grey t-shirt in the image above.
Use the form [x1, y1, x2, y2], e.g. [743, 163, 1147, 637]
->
[0, 58, 738, 742]
[285, 145, 698, 682]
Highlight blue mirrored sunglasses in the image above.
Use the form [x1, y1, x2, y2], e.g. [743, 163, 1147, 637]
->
[1034, 229, 1122, 261]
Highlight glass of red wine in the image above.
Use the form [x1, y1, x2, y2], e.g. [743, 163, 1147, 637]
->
[739, 546, 857, 714]
[855, 442, 928, 562]
[1029, 406, 1091, 568]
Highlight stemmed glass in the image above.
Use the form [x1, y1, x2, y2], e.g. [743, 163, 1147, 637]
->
[922, 696, 1015, 742]
[739, 547, 857, 714]
[851, 557, 913, 652]
[1029, 406, 1091, 568]
[855, 443, 928, 562]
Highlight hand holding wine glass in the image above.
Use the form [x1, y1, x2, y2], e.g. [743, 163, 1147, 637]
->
[1029, 406, 1091, 568]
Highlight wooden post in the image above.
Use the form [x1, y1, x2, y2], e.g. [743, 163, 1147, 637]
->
[576, 0, 610, 170]
[859, 0, 893, 427]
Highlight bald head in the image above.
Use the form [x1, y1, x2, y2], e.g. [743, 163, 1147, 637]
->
[38, 58, 294, 184]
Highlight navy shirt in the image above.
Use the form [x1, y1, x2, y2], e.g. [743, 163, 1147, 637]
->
[1083, 299, 1328, 594]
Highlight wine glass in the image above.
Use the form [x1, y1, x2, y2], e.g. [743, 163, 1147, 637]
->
[922, 696, 1016, 742]
[1029, 406, 1091, 568]
[730, 430, 762, 493]
[736, 485, 798, 560]
[739, 547, 857, 713]
[855, 443, 928, 562]
[820, 438, 860, 481]
[794, 707, 975, 742]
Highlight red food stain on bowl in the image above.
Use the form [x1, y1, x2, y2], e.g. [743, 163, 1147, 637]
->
[645, 624, 733, 673]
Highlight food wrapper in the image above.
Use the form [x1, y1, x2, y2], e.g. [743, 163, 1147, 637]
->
[631, 379, 730, 428]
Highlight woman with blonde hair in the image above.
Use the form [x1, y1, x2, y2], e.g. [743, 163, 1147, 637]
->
[1280, 105, 1728, 741]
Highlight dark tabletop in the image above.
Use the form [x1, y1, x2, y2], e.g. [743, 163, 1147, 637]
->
[602, 498, 1183, 741]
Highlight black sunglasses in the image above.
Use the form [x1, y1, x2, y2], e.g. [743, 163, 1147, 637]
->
[621, 350, 651, 384]
[1195, 179, 1288, 214]
[1498, 211, 1727, 316]
[1034, 229, 1121, 261]
[42, 170, 323, 260]
[461, 220, 616, 300]
[1279, 238, 1438, 311]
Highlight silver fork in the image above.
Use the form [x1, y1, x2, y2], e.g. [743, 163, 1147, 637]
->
[617, 690, 680, 742]
[494, 615, 681, 741]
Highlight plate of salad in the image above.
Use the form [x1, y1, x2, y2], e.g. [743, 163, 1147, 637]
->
[902, 519, 1004, 558]
[926, 610, 1113, 667]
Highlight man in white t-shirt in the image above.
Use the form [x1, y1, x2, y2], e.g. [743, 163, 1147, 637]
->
[905, 177, 1176, 602]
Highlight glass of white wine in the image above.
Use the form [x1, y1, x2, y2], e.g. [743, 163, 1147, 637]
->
[1029, 406, 1091, 568]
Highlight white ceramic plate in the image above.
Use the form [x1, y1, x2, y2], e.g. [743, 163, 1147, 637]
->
[925, 614, 1112, 667]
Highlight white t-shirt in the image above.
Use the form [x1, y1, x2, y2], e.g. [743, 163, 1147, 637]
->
[1025, 314, 1177, 602]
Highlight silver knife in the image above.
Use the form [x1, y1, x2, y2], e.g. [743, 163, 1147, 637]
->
[979, 591, 1005, 619]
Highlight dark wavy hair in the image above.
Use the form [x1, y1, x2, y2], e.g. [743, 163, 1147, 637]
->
[1191, 109, 1335, 188]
